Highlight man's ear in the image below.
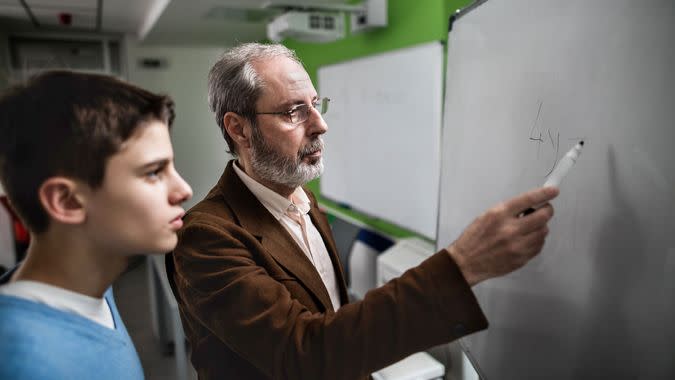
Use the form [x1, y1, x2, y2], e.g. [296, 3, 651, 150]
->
[38, 177, 87, 225]
[223, 112, 252, 150]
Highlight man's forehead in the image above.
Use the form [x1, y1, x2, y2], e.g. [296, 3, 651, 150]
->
[256, 57, 309, 84]
[286, 69, 310, 82]
[256, 57, 315, 104]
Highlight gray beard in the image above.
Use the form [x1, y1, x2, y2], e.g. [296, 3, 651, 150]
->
[249, 126, 324, 189]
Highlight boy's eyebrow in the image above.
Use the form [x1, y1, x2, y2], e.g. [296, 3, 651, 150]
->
[138, 158, 171, 170]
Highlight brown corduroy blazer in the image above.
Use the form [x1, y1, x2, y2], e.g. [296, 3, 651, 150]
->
[167, 160, 488, 380]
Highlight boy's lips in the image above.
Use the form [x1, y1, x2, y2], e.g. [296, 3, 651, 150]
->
[170, 212, 185, 229]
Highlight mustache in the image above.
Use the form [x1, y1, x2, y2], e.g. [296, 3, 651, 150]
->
[299, 138, 324, 158]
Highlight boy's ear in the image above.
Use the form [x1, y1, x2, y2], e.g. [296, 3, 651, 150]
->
[223, 112, 252, 150]
[38, 177, 87, 225]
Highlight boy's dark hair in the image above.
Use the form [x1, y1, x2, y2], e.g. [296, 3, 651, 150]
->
[0, 70, 175, 234]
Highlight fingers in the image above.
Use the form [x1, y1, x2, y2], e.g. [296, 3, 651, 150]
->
[512, 224, 550, 262]
[505, 186, 559, 216]
[446, 189, 558, 287]
[517, 203, 554, 235]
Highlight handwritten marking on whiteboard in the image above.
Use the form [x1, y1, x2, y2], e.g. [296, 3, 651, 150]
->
[545, 130, 561, 177]
[527, 101, 562, 177]
[529, 101, 544, 143]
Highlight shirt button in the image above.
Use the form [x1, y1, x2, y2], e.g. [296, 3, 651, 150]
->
[453, 323, 466, 336]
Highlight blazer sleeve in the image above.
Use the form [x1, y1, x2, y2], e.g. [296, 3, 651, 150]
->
[173, 213, 488, 380]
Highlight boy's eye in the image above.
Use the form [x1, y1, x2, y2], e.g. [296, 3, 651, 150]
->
[146, 167, 164, 179]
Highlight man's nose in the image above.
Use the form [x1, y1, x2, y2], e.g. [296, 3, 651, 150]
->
[306, 106, 328, 136]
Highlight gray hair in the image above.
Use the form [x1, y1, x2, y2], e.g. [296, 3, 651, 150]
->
[207, 42, 302, 155]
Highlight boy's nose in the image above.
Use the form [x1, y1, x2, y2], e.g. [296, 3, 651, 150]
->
[170, 171, 193, 205]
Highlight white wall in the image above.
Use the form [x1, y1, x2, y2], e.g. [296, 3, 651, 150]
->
[125, 38, 231, 209]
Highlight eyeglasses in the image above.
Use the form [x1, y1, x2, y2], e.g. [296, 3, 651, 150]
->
[255, 97, 330, 125]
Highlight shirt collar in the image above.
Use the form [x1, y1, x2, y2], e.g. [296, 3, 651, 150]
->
[233, 160, 311, 220]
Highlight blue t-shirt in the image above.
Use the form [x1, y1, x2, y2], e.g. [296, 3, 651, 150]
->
[0, 271, 144, 379]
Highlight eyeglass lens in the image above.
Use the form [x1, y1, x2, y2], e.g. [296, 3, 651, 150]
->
[291, 98, 330, 124]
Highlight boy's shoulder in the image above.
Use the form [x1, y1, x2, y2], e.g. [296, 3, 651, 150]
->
[0, 293, 67, 332]
[0, 290, 122, 344]
[0, 295, 86, 378]
[0, 294, 143, 380]
[0, 293, 107, 352]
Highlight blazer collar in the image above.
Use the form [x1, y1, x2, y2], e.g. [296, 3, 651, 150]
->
[216, 160, 345, 311]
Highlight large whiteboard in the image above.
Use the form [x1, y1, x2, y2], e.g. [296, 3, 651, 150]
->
[318, 42, 443, 239]
[437, 0, 675, 379]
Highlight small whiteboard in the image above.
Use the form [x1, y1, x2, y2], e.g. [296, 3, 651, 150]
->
[318, 42, 444, 238]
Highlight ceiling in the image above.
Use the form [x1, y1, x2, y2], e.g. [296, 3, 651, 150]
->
[0, 0, 354, 45]
[0, 0, 159, 35]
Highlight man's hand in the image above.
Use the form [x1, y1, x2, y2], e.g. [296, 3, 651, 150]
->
[446, 187, 559, 286]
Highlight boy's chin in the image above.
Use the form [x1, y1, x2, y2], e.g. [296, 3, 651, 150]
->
[133, 237, 178, 256]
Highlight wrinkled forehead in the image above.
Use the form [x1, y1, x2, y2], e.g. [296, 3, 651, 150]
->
[254, 56, 315, 105]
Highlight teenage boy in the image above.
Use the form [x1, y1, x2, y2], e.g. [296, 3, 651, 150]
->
[0, 70, 193, 379]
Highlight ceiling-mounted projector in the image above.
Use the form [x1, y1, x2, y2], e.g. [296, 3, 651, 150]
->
[267, 11, 345, 43]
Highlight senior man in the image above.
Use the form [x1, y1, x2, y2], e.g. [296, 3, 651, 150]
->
[167, 42, 558, 380]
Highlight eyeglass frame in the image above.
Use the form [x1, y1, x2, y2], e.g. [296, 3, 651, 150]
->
[254, 97, 330, 125]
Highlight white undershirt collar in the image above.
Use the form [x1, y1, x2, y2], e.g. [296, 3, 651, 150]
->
[0, 280, 115, 329]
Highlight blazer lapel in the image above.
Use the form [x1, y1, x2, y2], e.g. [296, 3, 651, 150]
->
[218, 161, 335, 312]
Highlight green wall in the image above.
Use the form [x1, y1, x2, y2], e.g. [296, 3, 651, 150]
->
[284, 0, 472, 239]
